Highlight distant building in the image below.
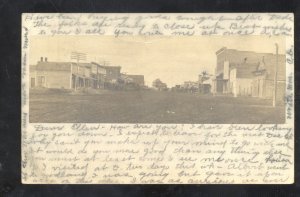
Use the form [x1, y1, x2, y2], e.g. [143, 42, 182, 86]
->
[181, 81, 197, 93]
[128, 75, 145, 86]
[183, 81, 198, 89]
[198, 76, 212, 94]
[91, 62, 121, 83]
[212, 47, 286, 101]
[198, 74, 210, 83]
[121, 74, 145, 86]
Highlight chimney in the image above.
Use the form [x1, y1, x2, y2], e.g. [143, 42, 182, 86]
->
[45, 57, 48, 62]
[40, 57, 43, 62]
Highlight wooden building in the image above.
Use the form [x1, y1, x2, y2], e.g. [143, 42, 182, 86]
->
[212, 48, 286, 101]
[30, 58, 122, 90]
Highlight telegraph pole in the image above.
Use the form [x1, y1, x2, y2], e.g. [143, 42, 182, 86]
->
[273, 43, 278, 107]
[71, 52, 87, 90]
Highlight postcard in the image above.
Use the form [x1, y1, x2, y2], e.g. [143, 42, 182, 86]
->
[22, 13, 294, 184]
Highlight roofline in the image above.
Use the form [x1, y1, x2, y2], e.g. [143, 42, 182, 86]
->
[37, 61, 92, 65]
[124, 74, 144, 77]
[216, 47, 227, 55]
[37, 61, 72, 64]
[91, 62, 121, 69]
[216, 47, 286, 56]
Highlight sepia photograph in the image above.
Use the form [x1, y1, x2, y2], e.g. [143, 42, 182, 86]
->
[21, 13, 294, 186]
[29, 36, 286, 123]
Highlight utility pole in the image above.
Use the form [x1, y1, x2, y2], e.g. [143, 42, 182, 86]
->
[96, 63, 99, 88]
[273, 43, 278, 107]
[71, 52, 87, 90]
[96, 57, 100, 89]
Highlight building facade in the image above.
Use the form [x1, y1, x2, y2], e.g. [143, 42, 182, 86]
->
[30, 61, 84, 89]
[126, 75, 145, 86]
[30, 58, 122, 90]
[212, 47, 286, 101]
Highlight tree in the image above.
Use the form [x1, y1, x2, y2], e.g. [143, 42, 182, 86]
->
[202, 70, 207, 77]
[152, 78, 161, 87]
[152, 78, 167, 91]
[199, 70, 210, 83]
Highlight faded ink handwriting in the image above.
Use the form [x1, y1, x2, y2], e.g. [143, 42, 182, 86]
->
[22, 124, 293, 184]
[22, 13, 293, 37]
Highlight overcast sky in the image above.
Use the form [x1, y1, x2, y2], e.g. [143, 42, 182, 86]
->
[30, 36, 285, 87]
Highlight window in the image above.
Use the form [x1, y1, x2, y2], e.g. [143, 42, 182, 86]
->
[37, 76, 45, 86]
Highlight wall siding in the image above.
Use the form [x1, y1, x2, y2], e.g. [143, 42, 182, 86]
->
[37, 70, 71, 89]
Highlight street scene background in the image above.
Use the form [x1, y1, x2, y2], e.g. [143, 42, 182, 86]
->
[29, 36, 286, 123]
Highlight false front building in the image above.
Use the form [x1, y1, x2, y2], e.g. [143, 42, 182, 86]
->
[30, 58, 121, 89]
[212, 47, 286, 101]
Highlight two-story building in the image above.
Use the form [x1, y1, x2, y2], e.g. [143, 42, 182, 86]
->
[212, 47, 286, 101]
[30, 58, 95, 89]
[30, 58, 122, 90]
[91, 62, 121, 84]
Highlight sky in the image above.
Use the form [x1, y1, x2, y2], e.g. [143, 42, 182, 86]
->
[29, 35, 285, 87]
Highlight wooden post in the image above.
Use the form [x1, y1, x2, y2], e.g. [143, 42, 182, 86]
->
[97, 64, 99, 88]
[273, 43, 278, 107]
[71, 51, 87, 90]
[75, 60, 79, 90]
